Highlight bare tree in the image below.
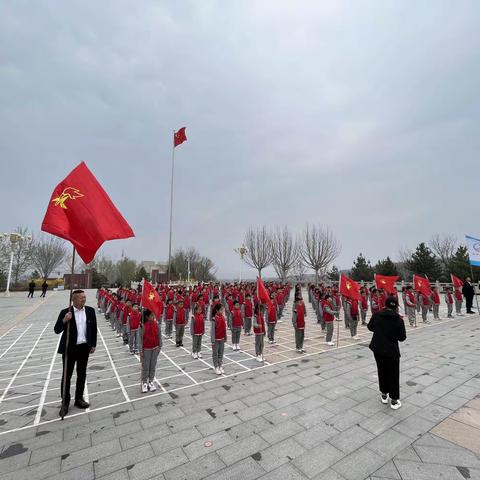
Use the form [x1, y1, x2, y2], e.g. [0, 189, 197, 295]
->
[11, 227, 34, 284]
[300, 224, 340, 281]
[31, 235, 68, 279]
[291, 259, 307, 283]
[271, 226, 298, 282]
[429, 233, 457, 271]
[243, 226, 274, 278]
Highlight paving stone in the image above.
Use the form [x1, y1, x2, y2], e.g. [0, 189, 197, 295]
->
[63, 416, 115, 440]
[293, 421, 339, 449]
[128, 447, 188, 480]
[332, 447, 387, 480]
[393, 459, 466, 480]
[328, 424, 375, 454]
[61, 438, 121, 471]
[268, 392, 304, 410]
[255, 437, 306, 472]
[120, 421, 170, 450]
[196, 413, 242, 436]
[49, 463, 95, 480]
[30, 434, 91, 465]
[164, 452, 226, 480]
[257, 462, 308, 480]
[1, 457, 60, 480]
[359, 411, 400, 436]
[216, 433, 269, 465]
[394, 446, 421, 462]
[93, 443, 154, 477]
[96, 468, 130, 480]
[151, 426, 202, 455]
[326, 409, 367, 432]
[372, 460, 401, 480]
[432, 418, 480, 455]
[91, 419, 143, 445]
[183, 430, 235, 460]
[258, 418, 304, 445]
[204, 456, 266, 480]
[392, 414, 437, 440]
[414, 444, 480, 468]
[293, 442, 344, 478]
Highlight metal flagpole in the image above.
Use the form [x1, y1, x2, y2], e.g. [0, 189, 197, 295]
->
[61, 245, 76, 420]
[167, 131, 175, 283]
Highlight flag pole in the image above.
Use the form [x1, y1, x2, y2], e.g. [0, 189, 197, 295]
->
[167, 131, 175, 284]
[61, 245, 76, 420]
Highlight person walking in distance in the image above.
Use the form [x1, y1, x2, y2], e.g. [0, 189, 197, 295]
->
[463, 277, 476, 314]
[54, 290, 97, 417]
[368, 296, 406, 410]
[40, 280, 48, 297]
[27, 279, 35, 298]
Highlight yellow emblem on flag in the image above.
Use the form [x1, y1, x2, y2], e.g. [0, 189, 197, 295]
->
[52, 187, 84, 209]
[148, 292, 155, 300]
[346, 282, 351, 289]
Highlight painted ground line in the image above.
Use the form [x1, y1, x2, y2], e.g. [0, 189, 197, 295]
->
[162, 335, 215, 373]
[98, 326, 130, 402]
[0, 325, 33, 360]
[0, 324, 21, 342]
[161, 351, 198, 385]
[34, 336, 61, 426]
[132, 352, 168, 394]
[0, 323, 50, 403]
[84, 383, 90, 412]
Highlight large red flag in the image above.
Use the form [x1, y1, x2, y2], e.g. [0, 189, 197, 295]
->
[174, 127, 187, 147]
[413, 274, 432, 296]
[142, 280, 163, 319]
[339, 274, 361, 300]
[256, 277, 273, 312]
[41, 162, 134, 264]
[374, 274, 399, 294]
[451, 274, 463, 289]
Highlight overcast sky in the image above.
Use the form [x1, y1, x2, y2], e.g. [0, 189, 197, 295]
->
[1, 1, 479, 279]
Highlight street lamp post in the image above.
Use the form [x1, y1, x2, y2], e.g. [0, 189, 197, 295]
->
[234, 245, 248, 282]
[1, 232, 32, 297]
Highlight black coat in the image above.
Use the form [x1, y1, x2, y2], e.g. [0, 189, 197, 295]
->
[54, 305, 97, 354]
[367, 308, 406, 358]
[462, 282, 474, 299]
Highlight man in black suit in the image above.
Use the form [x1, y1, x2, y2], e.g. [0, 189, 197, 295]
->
[462, 277, 476, 314]
[54, 289, 97, 417]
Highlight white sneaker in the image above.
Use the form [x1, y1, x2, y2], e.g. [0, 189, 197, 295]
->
[198, 352, 202, 359]
[390, 400, 402, 410]
[215, 367, 221, 375]
[141, 383, 148, 393]
[327, 342, 335, 346]
[256, 355, 262, 362]
[237, 345, 241, 351]
[220, 366, 225, 374]
[353, 335, 360, 340]
[148, 381, 156, 391]
[381, 394, 389, 404]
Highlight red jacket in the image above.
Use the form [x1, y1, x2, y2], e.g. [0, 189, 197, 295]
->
[192, 313, 204, 335]
[232, 309, 243, 328]
[213, 313, 227, 341]
[175, 307, 187, 326]
[254, 313, 265, 335]
[294, 305, 305, 329]
[165, 304, 175, 320]
[129, 310, 141, 330]
[432, 291, 440, 305]
[244, 299, 253, 317]
[143, 320, 160, 349]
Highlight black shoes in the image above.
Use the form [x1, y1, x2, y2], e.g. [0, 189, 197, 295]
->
[74, 398, 90, 409]
[59, 403, 69, 417]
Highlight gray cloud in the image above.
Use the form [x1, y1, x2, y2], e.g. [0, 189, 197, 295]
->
[1, 1, 479, 278]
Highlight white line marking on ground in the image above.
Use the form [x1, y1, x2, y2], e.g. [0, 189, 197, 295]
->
[0, 325, 33, 360]
[160, 350, 198, 384]
[0, 323, 49, 403]
[34, 336, 60, 425]
[98, 326, 130, 402]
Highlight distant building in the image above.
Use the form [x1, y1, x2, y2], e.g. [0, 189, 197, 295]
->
[141, 261, 168, 284]
[64, 269, 93, 289]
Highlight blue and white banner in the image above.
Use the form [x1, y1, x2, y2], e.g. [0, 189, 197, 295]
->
[465, 235, 480, 267]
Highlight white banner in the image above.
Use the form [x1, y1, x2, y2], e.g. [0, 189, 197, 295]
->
[465, 234, 480, 267]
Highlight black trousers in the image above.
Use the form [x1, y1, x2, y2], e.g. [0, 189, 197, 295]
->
[374, 353, 400, 401]
[61, 343, 90, 404]
[466, 296, 474, 312]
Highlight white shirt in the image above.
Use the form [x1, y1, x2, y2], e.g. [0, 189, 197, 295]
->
[74, 307, 87, 345]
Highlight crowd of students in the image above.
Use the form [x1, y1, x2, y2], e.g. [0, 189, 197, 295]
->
[95, 279, 467, 394]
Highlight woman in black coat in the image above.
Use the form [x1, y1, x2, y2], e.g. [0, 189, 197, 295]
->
[368, 296, 406, 410]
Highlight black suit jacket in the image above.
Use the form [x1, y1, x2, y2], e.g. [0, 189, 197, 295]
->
[368, 308, 406, 358]
[462, 282, 474, 299]
[54, 305, 97, 354]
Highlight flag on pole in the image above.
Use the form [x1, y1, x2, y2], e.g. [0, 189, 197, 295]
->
[257, 277, 273, 312]
[174, 127, 187, 147]
[142, 280, 163, 319]
[465, 235, 480, 267]
[451, 274, 464, 289]
[339, 274, 361, 300]
[413, 274, 431, 296]
[41, 162, 134, 264]
[374, 274, 399, 294]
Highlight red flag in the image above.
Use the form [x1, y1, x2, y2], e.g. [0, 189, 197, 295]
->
[41, 162, 134, 264]
[339, 274, 361, 300]
[374, 274, 399, 294]
[413, 274, 431, 296]
[451, 274, 463, 289]
[174, 127, 187, 147]
[256, 277, 273, 312]
[142, 280, 163, 319]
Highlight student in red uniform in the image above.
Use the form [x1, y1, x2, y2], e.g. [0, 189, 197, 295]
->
[127, 303, 141, 354]
[164, 298, 175, 338]
[431, 286, 441, 320]
[267, 293, 278, 344]
[292, 296, 306, 353]
[140, 309, 162, 393]
[253, 303, 266, 362]
[360, 287, 368, 325]
[174, 300, 187, 347]
[211, 303, 227, 375]
[231, 300, 244, 351]
[190, 304, 204, 359]
[243, 293, 254, 335]
[347, 296, 360, 339]
[454, 287, 463, 316]
[445, 287, 454, 318]
[323, 294, 336, 346]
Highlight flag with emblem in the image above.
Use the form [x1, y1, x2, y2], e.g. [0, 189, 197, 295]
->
[413, 274, 432, 296]
[339, 274, 361, 300]
[174, 127, 187, 147]
[41, 162, 134, 264]
[374, 274, 399, 294]
[141, 280, 163, 319]
[451, 274, 464, 289]
[257, 277, 273, 313]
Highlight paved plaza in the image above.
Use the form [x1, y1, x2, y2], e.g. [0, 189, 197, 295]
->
[0, 289, 479, 479]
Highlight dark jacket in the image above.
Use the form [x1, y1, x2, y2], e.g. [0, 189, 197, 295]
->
[368, 308, 406, 357]
[54, 305, 97, 354]
[462, 282, 474, 299]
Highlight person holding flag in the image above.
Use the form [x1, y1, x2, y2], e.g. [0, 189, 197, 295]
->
[339, 275, 361, 340]
[414, 275, 432, 324]
[451, 274, 464, 315]
[43, 162, 134, 418]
